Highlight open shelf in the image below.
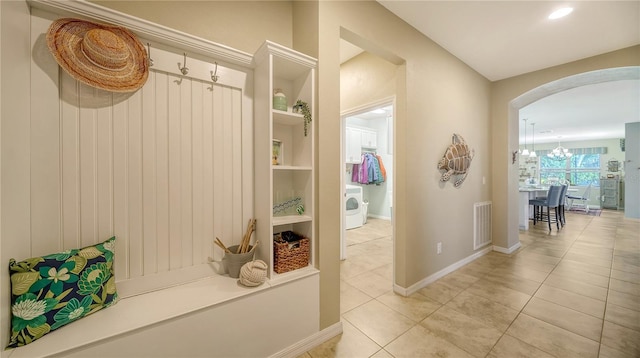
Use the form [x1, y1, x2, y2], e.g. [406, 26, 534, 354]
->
[254, 41, 316, 279]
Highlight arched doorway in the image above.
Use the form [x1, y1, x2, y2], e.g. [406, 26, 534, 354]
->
[509, 66, 640, 243]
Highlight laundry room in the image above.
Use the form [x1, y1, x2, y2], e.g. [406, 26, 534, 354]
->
[345, 106, 393, 229]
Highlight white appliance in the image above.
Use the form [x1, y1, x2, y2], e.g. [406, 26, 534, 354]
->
[345, 184, 363, 230]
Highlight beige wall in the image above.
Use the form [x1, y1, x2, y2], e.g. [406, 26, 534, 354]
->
[340, 51, 398, 111]
[490, 46, 640, 251]
[92, 1, 293, 54]
[318, 1, 493, 320]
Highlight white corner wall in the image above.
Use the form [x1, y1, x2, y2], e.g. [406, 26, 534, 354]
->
[625, 122, 640, 218]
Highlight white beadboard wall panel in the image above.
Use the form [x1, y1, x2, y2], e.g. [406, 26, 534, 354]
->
[97, 101, 114, 246]
[113, 93, 130, 280]
[155, 72, 171, 273]
[54, 71, 247, 288]
[61, 75, 81, 251]
[142, 73, 157, 275]
[179, 78, 193, 269]
[30, 12, 61, 256]
[127, 90, 144, 279]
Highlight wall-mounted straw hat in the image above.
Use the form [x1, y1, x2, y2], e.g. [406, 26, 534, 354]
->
[46, 18, 149, 93]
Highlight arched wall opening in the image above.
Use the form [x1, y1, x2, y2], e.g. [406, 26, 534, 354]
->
[507, 66, 640, 244]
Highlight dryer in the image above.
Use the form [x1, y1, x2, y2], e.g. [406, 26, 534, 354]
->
[345, 184, 363, 230]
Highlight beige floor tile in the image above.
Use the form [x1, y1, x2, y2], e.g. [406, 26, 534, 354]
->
[340, 280, 372, 314]
[611, 259, 640, 274]
[376, 291, 441, 322]
[417, 280, 465, 305]
[534, 284, 605, 318]
[601, 320, 640, 357]
[384, 324, 475, 358]
[525, 245, 568, 258]
[342, 299, 415, 347]
[491, 265, 549, 283]
[344, 271, 392, 298]
[543, 273, 608, 301]
[370, 349, 393, 358]
[548, 267, 610, 288]
[556, 259, 612, 278]
[572, 240, 615, 251]
[456, 261, 497, 278]
[419, 306, 502, 358]
[609, 277, 640, 296]
[340, 259, 378, 280]
[465, 278, 532, 311]
[483, 270, 542, 296]
[607, 289, 640, 312]
[613, 255, 640, 268]
[598, 344, 638, 358]
[564, 252, 612, 268]
[522, 297, 603, 341]
[610, 268, 640, 284]
[306, 319, 381, 358]
[371, 263, 393, 281]
[502, 256, 557, 273]
[516, 250, 563, 265]
[567, 246, 614, 261]
[605, 302, 640, 331]
[446, 290, 519, 332]
[486, 334, 555, 358]
[507, 314, 600, 358]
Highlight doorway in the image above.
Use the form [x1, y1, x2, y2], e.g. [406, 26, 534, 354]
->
[341, 101, 394, 260]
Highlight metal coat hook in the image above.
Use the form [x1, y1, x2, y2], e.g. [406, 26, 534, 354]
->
[178, 52, 189, 75]
[146, 43, 154, 67]
[210, 62, 219, 83]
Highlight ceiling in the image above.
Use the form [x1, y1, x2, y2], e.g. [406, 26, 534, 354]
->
[340, 1, 640, 144]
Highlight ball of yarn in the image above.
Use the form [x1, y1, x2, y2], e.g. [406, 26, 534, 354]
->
[239, 260, 268, 287]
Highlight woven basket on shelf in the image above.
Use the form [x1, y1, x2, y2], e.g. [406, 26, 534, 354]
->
[273, 235, 310, 274]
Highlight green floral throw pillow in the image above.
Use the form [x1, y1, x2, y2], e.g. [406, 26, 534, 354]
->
[7, 237, 118, 348]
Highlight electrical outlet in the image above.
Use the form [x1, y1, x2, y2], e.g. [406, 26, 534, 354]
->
[437, 242, 442, 254]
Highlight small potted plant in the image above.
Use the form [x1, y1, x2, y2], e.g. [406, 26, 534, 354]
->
[294, 100, 312, 136]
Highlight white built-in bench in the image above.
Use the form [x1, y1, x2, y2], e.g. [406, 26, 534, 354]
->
[6, 269, 320, 358]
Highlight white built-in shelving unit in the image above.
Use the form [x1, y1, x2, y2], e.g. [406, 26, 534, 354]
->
[253, 41, 317, 282]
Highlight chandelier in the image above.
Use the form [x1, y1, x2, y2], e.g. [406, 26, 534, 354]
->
[547, 138, 572, 160]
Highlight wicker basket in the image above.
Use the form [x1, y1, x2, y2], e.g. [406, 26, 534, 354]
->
[273, 233, 310, 274]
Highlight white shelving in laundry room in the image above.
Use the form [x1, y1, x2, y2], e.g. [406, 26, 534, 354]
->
[253, 41, 317, 282]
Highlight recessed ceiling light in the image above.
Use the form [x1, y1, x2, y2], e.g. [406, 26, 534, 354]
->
[549, 7, 574, 20]
[371, 108, 386, 114]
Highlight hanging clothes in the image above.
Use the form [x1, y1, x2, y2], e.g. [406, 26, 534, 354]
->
[376, 154, 387, 183]
[351, 153, 386, 185]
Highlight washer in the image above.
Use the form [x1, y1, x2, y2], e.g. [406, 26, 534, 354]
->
[345, 184, 363, 230]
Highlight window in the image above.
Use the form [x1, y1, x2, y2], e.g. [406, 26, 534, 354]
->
[540, 154, 600, 186]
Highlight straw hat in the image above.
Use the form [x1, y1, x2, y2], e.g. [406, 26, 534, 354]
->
[46, 18, 148, 93]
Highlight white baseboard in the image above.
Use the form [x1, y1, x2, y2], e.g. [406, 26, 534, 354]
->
[395, 246, 493, 297]
[493, 242, 521, 254]
[269, 321, 343, 358]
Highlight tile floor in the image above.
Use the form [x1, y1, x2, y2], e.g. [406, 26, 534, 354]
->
[300, 212, 640, 357]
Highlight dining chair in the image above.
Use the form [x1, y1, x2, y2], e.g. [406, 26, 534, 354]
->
[558, 184, 568, 226]
[566, 182, 593, 213]
[530, 185, 563, 232]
